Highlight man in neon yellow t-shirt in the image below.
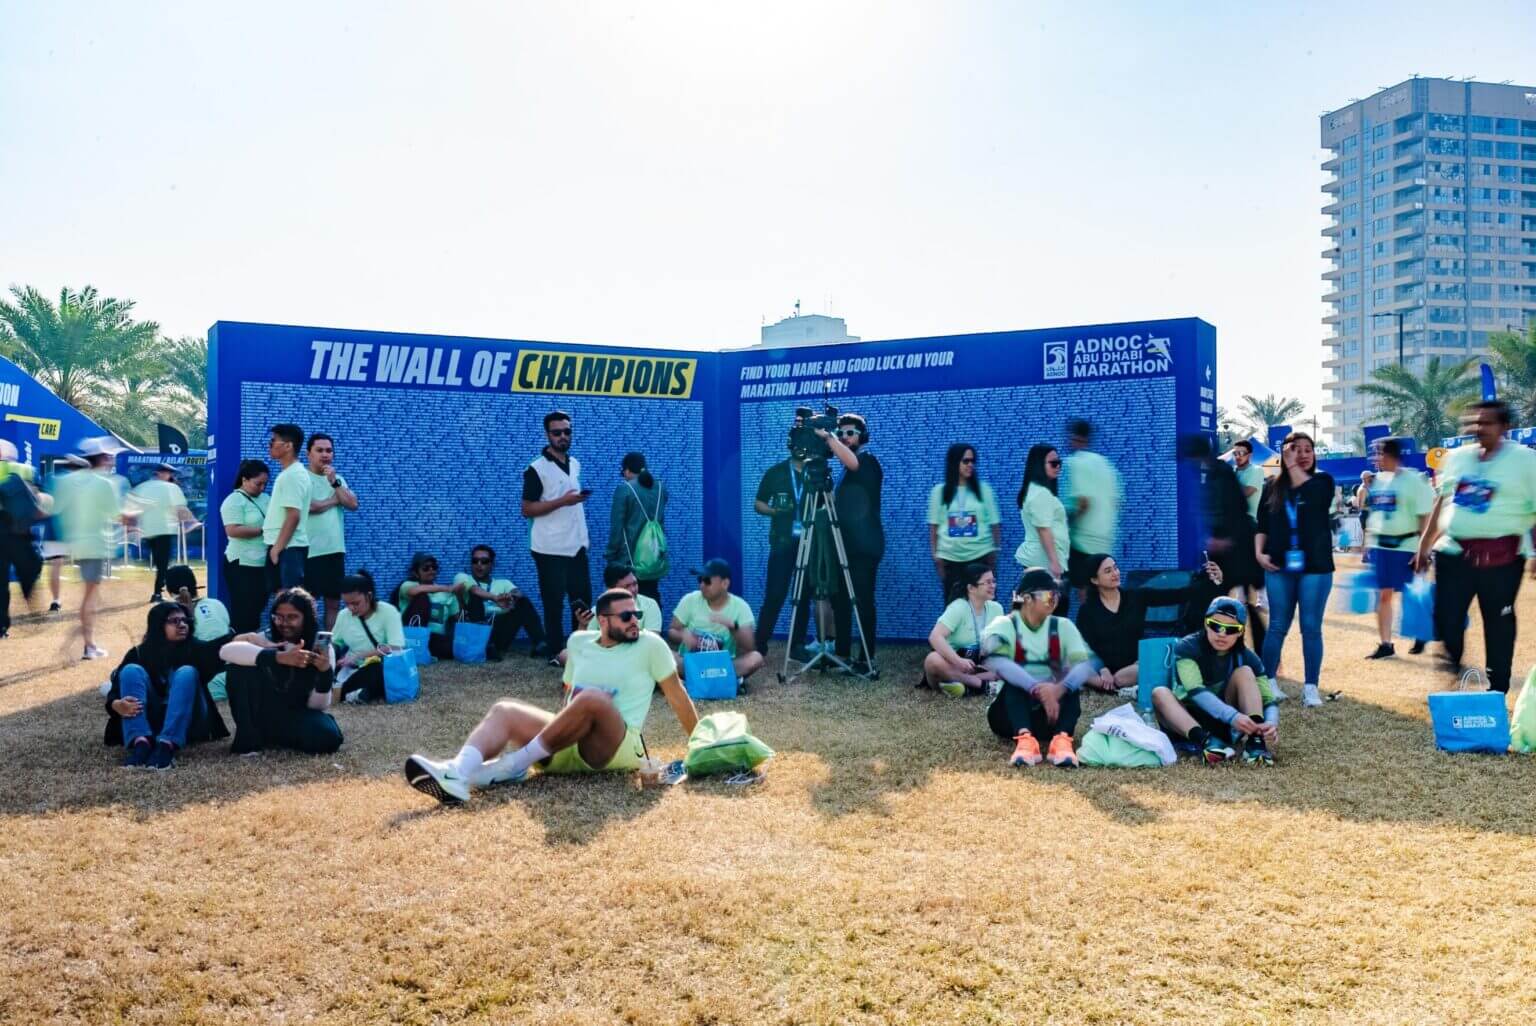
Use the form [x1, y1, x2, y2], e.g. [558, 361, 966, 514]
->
[1414, 400, 1536, 692]
[129, 463, 194, 603]
[404, 589, 700, 804]
[668, 557, 763, 684]
[1357, 437, 1434, 659]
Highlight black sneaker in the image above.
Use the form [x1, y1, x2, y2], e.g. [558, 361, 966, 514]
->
[47, 601, 61, 613]
[148, 741, 177, 771]
[1365, 643, 1396, 660]
[149, 593, 162, 605]
[123, 739, 152, 769]
[1409, 640, 1427, 655]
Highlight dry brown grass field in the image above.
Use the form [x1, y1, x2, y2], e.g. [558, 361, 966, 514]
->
[3, 559, 1535, 1025]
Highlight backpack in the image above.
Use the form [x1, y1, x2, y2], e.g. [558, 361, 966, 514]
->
[624, 480, 669, 580]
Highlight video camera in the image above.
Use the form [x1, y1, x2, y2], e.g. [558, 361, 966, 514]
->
[789, 405, 840, 487]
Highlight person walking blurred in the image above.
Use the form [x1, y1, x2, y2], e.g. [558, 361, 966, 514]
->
[1061, 419, 1122, 606]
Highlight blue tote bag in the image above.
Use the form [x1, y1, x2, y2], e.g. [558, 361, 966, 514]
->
[1428, 677, 1510, 754]
[403, 625, 435, 666]
[383, 649, 421, 703]
[683, 649, 738, 700]
[1136, 636, 1177, 712]
[453, 621, 491, 664]
[1399, 576, 1436, 642]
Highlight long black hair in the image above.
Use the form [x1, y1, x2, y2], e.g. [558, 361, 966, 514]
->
[267, 587, 319, 648]
[134, 601, 193, 680]
[1015, 444, 1060, 507]
[622, 451, 655, 490]
[941, 443, 982, 507]
[1264, 431, 1317, 515]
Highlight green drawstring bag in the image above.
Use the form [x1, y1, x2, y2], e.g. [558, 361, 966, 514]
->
[1511, 667, 1536, 755]
[205, 671, 227, 703]
[1078, 730, 1164, 768]
[683, 712, 775, 777]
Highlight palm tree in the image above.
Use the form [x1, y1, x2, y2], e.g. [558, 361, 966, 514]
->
[0, 285, 160, 412]
[1487, 322, 1536, 427]
[157, 335, 208, 443]
[1357, 357, 1477, 447]
[1236, 393, 1306, 437]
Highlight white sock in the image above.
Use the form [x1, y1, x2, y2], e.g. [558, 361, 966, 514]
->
[500, 737, 552, 778]
[452, 745, 485, 780]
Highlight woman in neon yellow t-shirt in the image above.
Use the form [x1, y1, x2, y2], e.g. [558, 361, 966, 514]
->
[927, 443, 1002, 603]
[1013, 445, 1070, 593]
[921, 562, 1004, 696]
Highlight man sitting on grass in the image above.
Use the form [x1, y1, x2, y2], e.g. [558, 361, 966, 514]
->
[982, 567, 1098, 769]
[404, 588, 700, 804]
[1150, 597, 1278, 766]
[668, 558, 764, 684]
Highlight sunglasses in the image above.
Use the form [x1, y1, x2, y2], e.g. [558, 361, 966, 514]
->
[470, 556, 493, 564]
[420, 563, 438, 572]
[603, 609, 645, 623]
[1204, 618, 1244, 636]
[1045, 458, 1062, 467]
[548, 427, 572, 436]
[166, 616, 189, 626]
[837, 429, 860, 438]
[960, 457, 975, 465]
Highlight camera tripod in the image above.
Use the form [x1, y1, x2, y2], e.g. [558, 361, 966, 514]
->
[778, 481, 878, 683]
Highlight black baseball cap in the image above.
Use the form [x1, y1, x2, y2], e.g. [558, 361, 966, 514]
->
[165, 564, 199, 595]
[693, 558, 733, 581]
[1015, 567, 1058, 596]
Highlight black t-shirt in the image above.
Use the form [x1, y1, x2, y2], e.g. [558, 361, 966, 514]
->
[1074, 589, 1146, 673]
[521, 449, 572, 504]
[835, 450, 884, 559]
[756, 460, 808, 549]
[1257, 472, 1337, 575]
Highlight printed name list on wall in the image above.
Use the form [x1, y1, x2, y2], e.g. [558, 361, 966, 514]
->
[208, 317, 1214, 643]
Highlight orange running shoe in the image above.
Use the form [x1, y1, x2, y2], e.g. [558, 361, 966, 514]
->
[1047, 732, 1078, 769]
[1010, 730, 1042, 767]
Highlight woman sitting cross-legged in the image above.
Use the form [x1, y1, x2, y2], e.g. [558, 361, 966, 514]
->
[396, 552, 462, 661]
[220, 588, 343, 755]
[332, 569, 407, 704]
[104, 602, 230, 770]
[920, 562, 1004, 696]
[1150, 597, 1279, 766]
[1072, 553, 1145, 693]
[981, 567, 1098, 769]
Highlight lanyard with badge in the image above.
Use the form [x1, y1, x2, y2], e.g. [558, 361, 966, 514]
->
[1284, 493, 1305, 572]
[788, 466, 805, 538]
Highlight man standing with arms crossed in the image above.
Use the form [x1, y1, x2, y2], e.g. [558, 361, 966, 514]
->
[304, 432, 358, 630]
[522, 411, 592, 661]
[263, 423, 311, 593]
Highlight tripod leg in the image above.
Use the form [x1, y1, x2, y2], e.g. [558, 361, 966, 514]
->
[822, 501, 877, 677]
[779, 492, 820, 680]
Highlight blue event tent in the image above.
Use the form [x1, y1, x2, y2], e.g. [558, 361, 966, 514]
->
[0, 353, 125, 468]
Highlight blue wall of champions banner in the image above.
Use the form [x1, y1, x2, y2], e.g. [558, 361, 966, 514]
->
[207, 317, 1215, 642]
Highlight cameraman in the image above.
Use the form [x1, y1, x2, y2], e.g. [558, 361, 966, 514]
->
[817, 413, 883, 667]
[753, 431, 813, 657]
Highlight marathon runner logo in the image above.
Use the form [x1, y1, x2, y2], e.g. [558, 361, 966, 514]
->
[1041, 332, 1174, 381]
[511, 349, 697, 400]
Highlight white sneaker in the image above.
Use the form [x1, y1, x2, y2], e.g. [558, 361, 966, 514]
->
[343, 689, 368, 705]
[82, 645, 109, 660]
[1270, 685, 1290, 703]
[98, 680, 112, 697]
[1302, 684, 1323, 707]
[403, 755, 470, 804]
[471, 755, 529, 788]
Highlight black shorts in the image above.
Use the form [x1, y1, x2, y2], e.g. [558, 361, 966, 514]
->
[304, 552, 346, 598]
[1067, 548, 1099, 588]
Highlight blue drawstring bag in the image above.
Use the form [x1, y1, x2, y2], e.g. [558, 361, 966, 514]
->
[403, 626, 435, 666]
[452, 621, 491, 664]
[1136, 636, 1177, 712]
[1400, 576, 1436, 642]
[1428, 672, 1510, 753]
[383, 649, 420, 703]
[1336, 569, 1378, 615]
[683, 649, 738, 700]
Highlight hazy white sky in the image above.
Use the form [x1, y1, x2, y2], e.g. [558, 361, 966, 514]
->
[4, 1, 1534, 425]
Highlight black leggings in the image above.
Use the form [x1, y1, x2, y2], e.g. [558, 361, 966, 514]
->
[1436, 551, 1524, 691]
[487, 596, 544, 655]
[226, 561, 269, 634]
[147, 535, 174, 593]
[987, 683, 1082, 740]
[341, 660, 385, 702]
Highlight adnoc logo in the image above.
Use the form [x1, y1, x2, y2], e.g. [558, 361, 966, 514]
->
[1043, 341, 1069, 381]
[1045, 331, 1174, 381]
